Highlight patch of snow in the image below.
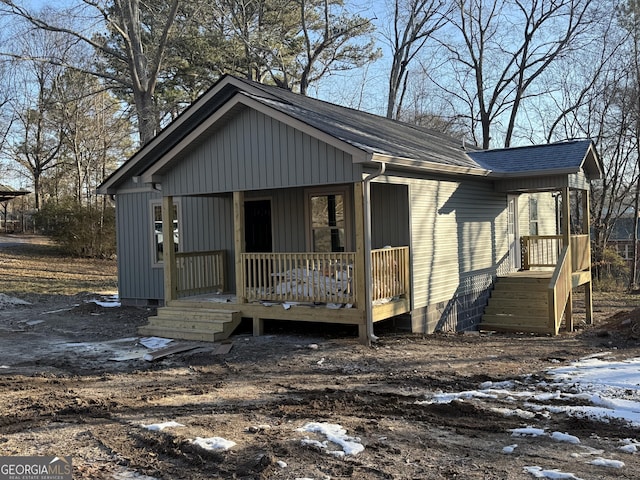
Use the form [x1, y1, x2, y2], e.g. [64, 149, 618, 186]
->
[502, 444, 518, 454]
[589, 457, 625, 468]
[619, 438, 639, 453]
[297, 422, 364, 456]
[141, 421, 185, 431]
[191, 436, 236, 451]
[139, 337, 173, 349]
[90, 299, 121, 308]
[523, 466, 583, 479]
[0, 293, 30, 307]
[510, 427, 547, 437]
[549, 432, 580, 444]
[111, 466, 161, 479]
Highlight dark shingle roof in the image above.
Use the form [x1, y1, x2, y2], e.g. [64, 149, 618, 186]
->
[98, 74, 601, 193]
[467, 140, 594, 174]
[236, 78, 481, 169]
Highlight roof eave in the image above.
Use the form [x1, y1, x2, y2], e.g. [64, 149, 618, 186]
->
[370, 153, 491, 177]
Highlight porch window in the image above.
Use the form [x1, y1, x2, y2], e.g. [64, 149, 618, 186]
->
[529, 196, 539, 236]
[151, 201, 180, 266]
[309, 193, 346, 252]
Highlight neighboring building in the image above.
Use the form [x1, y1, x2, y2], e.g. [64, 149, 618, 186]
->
[98, 75, 601, 342]
[0, 184, 30, 233]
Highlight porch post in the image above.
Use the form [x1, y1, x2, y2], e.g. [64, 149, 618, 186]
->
[162, 195, 178, 303]
[354, 182, 367, 342]
[233, 191, 247, 304]
[562, 187, 573, 331]
[582, 190, 593, 325]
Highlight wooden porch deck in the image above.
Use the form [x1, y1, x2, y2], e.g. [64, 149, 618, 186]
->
[140, 246, 411, 342]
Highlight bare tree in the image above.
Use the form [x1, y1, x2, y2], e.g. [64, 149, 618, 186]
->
[0, 0, 179, 145]
[435, 0, 597, 148]
[383, 0, 451, 119]
[6, 24, 73, 209]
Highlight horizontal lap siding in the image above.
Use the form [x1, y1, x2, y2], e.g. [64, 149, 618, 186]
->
[164, 107, 360, 196]
[408, 177, 509, 310]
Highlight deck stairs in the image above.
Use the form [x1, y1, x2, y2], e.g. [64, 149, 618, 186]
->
[139, 300, 241, 342]
[480, 272, 555, 334]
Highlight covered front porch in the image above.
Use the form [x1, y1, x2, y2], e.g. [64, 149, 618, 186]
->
[141, 184, 412, 343]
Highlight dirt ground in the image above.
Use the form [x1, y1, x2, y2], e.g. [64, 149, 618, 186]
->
[1, 236, 640, 479]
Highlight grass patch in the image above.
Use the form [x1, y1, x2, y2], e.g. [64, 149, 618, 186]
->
[0, 240, 117, 295]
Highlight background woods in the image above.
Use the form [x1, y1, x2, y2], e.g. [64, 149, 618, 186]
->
[0, 0, 637, 285]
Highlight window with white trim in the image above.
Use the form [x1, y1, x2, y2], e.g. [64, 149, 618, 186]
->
[151, 200, 180, 266]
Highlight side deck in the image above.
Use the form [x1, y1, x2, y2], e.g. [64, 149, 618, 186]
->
[480, 234, 593, 335]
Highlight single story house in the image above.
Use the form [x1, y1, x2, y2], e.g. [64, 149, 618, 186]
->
[97, 75, 601, 343]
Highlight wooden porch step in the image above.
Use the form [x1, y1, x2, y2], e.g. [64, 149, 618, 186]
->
[139, 307, 241, 342]
[483, 304, 548, 317]
[480, 274, 554, 335]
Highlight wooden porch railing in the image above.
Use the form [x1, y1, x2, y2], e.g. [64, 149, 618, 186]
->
[371, 247, 410, 302]
[521, 234, 591, 272]
[176, 250, 226, 298]
[241, 246, 410, 305]
[242, 252, 356, 304]
[570, 234, 590, 271]
[548, 246, 572, 335]
[521, 235, 563, 269]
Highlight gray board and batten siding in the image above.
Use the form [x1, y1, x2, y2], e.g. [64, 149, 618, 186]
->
[161, 106, 361, 197]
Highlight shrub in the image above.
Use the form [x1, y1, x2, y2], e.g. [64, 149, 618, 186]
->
[34, 199, 116, 258]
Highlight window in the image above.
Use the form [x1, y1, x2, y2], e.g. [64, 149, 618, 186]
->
[152, 201, 179, 265]
[309, 192, 347, 252]
[529, 196, 539, 236]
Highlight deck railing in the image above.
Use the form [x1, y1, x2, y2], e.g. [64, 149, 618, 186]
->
[521, 234, 591, 273]
[570, 234, 590, 271]
[521, 235, 563, 269]
[242, 252, 356, 304]
[176, 250, 226, 298]
[241, 246, 410, 305]
[371, 247, 410, 302]
[548, 246, 572, 335]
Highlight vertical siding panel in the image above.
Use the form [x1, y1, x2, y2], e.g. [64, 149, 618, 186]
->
[162, 108, 359, 195]
[265, 116, 275, 187]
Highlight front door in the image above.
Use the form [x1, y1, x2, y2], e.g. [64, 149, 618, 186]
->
[245, 199, 272, 253]
[507, 195, 520, 270]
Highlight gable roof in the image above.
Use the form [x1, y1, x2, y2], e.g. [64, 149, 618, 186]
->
[468, 140, 602, 178]
[98, 75, 601, 194]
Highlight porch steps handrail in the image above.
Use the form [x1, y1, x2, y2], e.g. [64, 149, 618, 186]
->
[548, 246, 572, 335]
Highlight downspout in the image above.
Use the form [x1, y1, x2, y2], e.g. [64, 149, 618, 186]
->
[363, 161, 386, 345]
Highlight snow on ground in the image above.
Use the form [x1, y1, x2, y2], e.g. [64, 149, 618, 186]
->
[297, 422, 365, 457]
[419, 355, 640, 427]
[0, 293, 30, 307]
[418, 354, 640, 479]
[191, 436, 237, 451]
[89, 295, 121, 308]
